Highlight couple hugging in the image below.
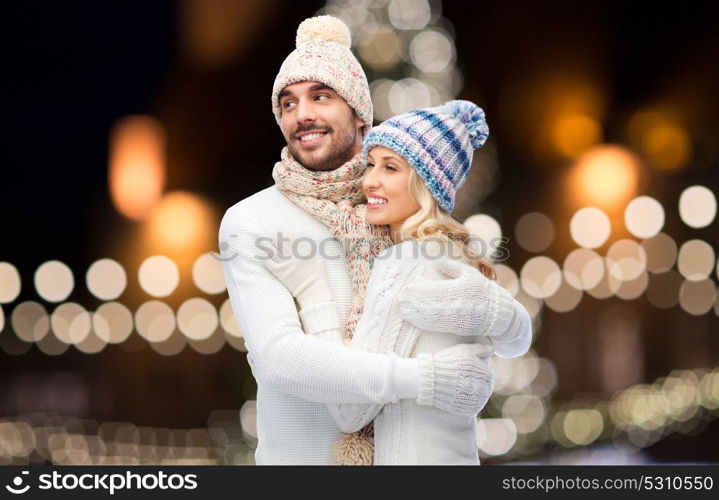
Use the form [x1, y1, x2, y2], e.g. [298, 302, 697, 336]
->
[219, 15, 531, 465]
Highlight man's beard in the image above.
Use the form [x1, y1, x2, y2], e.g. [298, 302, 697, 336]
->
[287, 125, 358, 171]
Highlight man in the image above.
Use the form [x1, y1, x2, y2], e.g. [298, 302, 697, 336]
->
[219, 15, 494, 465]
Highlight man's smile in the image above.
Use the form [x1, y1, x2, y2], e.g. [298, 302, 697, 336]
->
[296, 130, 328, 147]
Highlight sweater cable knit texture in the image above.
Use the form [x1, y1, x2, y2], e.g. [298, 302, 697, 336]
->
[299, 240, 533, 464]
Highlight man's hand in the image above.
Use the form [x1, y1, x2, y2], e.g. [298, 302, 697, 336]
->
[416, 343, 495, 416]
[262, 238, 334, 309]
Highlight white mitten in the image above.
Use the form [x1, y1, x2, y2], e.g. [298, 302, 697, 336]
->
[397, 257, 499, 336]
[416, 343, 495, 416]
[262, 238, 334, 310]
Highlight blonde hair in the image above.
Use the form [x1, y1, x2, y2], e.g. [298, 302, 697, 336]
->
[397, 169, 497, 281]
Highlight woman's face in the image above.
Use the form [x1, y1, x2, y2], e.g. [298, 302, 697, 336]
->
[363, 146, 420, 235]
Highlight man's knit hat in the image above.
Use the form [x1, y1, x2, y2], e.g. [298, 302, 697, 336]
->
[272, 16, 373, 129]
[362, 100, 489, 213]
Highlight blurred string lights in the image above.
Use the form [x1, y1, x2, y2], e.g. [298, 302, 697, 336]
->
[0, 0, 716, 466]
[0, 411, 255, 465]
[0, 253, 245, 359]
[1, 178, 717, 463]
[318, 0, 462, 122]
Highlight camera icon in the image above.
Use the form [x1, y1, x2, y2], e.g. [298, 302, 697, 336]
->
[5, 471, 30, 494]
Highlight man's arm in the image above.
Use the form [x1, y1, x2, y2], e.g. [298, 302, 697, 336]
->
[219, 207, 418, 405]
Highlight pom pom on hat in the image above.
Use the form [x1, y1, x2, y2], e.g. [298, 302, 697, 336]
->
[272, 15, 372, 129]
[296, 15, 352, 48]
[443, 99, 489, 149]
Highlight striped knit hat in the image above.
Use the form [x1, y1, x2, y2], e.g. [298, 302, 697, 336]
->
[272, 16, 373, 129]
[361, 100, 489, 212]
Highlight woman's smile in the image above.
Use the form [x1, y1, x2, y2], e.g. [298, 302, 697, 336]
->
[367, 195, 388, 209]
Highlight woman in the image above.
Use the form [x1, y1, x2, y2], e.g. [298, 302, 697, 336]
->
[267, 100, 532, 464]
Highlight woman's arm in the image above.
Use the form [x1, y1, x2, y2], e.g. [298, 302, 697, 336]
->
[396, 257, 533, 359]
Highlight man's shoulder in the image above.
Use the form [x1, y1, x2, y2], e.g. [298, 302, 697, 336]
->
[220, 186, 282, 237]
[223, 186, 284, 217]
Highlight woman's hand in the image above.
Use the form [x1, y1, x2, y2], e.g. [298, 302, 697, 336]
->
[396, 256, 494, 336]
[262, 238, 334, 310]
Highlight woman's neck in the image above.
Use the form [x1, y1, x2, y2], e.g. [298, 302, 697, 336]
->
[389, 223, 404, 244]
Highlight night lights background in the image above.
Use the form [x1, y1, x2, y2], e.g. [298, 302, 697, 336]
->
[2, 0, 718, 465]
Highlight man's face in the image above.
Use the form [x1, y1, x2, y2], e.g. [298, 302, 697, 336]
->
[278, 81, 365, 171]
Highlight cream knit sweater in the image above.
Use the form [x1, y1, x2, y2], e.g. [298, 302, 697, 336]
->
[299, 239, 532, 465]
[220, 186, 422, 465]
[220, 186, 531, 464]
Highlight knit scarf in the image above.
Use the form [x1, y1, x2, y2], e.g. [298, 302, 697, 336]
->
[272, 146, 393, 465]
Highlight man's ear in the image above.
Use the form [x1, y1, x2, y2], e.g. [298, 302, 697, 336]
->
[355, 114, 366, 136]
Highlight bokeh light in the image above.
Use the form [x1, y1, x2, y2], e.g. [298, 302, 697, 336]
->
[358, 26, 402, 71]
[34, 260, 74, 303]
[678, 185, 717, 229]
[109, 115, 165, 221]
[51, 303, 91, 345]
[464, 214, 503, 260]
[520, 257, 562, 299]
[177, 298, 218, 341]
[586, 258, 615, 299]
[150, 328, 187, 357]
[501, 395, 546, 434]
[86, 259, 127, 301]
[563, 409, 603, 446]
[545, 278, 583, 312]
[493, 264, 520, 297]
[11, 301, 50, 342]
[135, 300, 176, 343]
[409, 29, 454, 73]
[388, 0, 431, 30]
[567, 145, 641, 210]
[0, 262, 21, 304]
[515, 212, 555, 253]
[570, 207, 611, 249]
[552, 113, 602, 159]
[219, 299, 242, 338]
[476, 418, 517, 456]
[138, 256, 180, 298]
[610, 270, 649, 301]
[563, 248, 604, 290]
[606, 239, 647, 281]
[679, 279, 716, 316]
[641, 233, 677, 273]
[188, 329, 225, 355]
[144, 191, 216, 254]
[93, 302, 134, 344]
[677, 239, 715, 281]
[388, 78, 435, 115]
[624, 196, 665, 239]
[192, 253, 227, 295]
[627, 109, 691, 171]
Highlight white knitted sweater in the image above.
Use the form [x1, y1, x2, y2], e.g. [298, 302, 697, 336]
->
[220, 186, 531, 464]
[220, 186, 422, 465]
[300, 239, 532, 465]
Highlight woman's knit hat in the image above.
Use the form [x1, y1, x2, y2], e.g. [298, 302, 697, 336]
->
[362, 100, 489, 213]
[272, 16, 373, 129]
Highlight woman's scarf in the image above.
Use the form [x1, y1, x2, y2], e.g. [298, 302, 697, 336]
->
[272, 146, 393, 465]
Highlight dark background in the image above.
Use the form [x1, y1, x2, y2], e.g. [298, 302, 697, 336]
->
[3, 1, 719, 463]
